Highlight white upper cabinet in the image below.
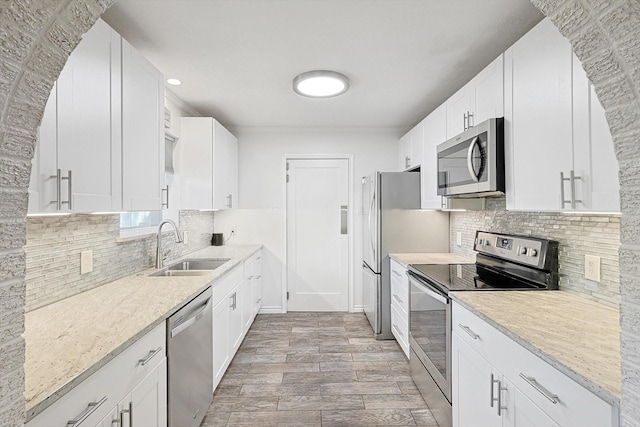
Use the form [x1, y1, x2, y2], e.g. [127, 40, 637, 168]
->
[504, 18, 619, 212]
[121, 38, 164, 211]
[572, 54, 620, 212]
[446, 55, 504, 138]
[179, 118, 238, 210]
[398, 122, 423, 171]
[421, 104, 447, 209]
[28, 19, 165, 214]
[29, 19, 122, 214]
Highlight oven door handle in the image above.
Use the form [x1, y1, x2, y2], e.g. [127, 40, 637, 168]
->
[409, 276, 448, 304]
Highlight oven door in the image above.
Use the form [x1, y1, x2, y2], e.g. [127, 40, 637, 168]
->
[408, 271, 452, 402]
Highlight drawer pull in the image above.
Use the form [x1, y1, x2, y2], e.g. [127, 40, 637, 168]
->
[392, 294, 403, 305]
[519, 373, 559, 404]
[66, 396, 107, 426]
[120, 402, 133, 427]
[459, 324, 480, 340]
[138, 347, 162, 366]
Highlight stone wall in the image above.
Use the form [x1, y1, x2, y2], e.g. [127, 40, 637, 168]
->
[24, 210, 215, 312]
[0, 0, 639, 425]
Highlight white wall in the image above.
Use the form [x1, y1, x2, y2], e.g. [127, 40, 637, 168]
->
[214, 128, 399, 313]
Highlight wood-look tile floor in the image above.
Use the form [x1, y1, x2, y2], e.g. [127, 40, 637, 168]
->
[201, 312, 439, 427]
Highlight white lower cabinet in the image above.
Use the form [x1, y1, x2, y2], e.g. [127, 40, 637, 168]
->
[212, 250, 263, 390]
[389, 259, 410, 358]
[27, 323, 167, 427]
[452, 301, 619, 427]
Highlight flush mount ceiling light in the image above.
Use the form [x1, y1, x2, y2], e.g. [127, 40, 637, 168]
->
[166, 78, 182, 86]
[293, 70, 350, 98]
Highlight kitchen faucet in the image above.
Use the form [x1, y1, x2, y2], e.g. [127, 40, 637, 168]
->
[156, 219, 184, 268]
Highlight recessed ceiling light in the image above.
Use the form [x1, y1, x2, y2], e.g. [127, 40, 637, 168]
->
[293, 70, 349, 98]
[166, 78, 182, 86]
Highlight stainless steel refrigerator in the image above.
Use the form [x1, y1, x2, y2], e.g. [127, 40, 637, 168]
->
[362, 172, 450, 339]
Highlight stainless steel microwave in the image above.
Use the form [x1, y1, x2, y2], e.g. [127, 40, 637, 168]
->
[436, 117, 504, 198]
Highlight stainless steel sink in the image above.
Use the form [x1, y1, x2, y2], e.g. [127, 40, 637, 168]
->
[149, 258, 230, 277]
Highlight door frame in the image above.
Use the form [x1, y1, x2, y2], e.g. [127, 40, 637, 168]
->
[282, 154, 354, 313]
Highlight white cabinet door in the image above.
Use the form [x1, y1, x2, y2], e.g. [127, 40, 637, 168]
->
[57, 19, 121, 213]
[446, 55, 504, 139]
[453, 333, 501, 427]
[229, 285, 244, 352]
[180, 118, 238, 210]
[180, 118, 214, 210]
[398, 132, 412, 171]
[503, 381, 560, 427]
[212, 297, 230, 388]
[29, 83, 58, 214]
[421, 104, 447, 209]
[121, 37, 164, 211]
[130, 358, 167, 427]
[472, 55, 504, 127]
[504, 19, 573, 211]
[446, 85, 471, 138]
[572, 54, 620, 212]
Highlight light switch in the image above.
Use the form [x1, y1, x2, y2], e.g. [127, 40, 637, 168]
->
[456, 232, 462, 246]
[80, 250, 93, 275]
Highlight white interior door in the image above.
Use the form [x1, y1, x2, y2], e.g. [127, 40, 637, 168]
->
[286, 158, 349, 312]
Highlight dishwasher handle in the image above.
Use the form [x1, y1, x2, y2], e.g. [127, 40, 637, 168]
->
[170, 297, 212, 338]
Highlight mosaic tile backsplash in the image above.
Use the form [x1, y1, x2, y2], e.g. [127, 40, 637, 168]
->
[24, 211, 215, 312]
[450, 200, 620, 308]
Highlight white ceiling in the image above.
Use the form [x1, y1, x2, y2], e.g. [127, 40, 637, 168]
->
[102, 0, 543, 132]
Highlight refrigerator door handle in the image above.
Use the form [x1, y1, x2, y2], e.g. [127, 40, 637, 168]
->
[368, 187, 376, 264]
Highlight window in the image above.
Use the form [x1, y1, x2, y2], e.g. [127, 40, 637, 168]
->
[120, 211, 163, 238]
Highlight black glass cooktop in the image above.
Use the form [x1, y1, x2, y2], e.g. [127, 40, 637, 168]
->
[408, 263, 548, 294]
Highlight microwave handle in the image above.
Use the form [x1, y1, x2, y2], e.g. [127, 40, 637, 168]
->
[467, 136, 481, 182]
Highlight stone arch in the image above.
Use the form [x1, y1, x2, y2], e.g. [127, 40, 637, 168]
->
[0, 0, 638, 425]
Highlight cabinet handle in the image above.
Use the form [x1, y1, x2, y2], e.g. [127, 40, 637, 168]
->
[560, 171, 582, 209]
[62, 170, 72, 209]
[404, 156, 410, 170]
[50, 169, 72, 210]
[490, 374, 508, 416]
[229, 293, 235, 309]
[120, 402, 133, 427]
[66, 396, 107, 426]
[519, 373, 559, 404]
[162, 185, 169, 208]
[458, 324, 479, 340]
[138, 347, 162, 366]
[468, 111, 474, 128]
[463, 112, 468, 130]
[226, 194, 233, 208]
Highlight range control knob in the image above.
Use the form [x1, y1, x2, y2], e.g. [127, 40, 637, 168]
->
[483, 239, 490, 246]
[519, 247, 528, 255]
[529, 249, 538, 257]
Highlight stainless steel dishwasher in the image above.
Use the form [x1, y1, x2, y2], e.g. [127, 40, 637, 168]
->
[167, 287, 213, 427]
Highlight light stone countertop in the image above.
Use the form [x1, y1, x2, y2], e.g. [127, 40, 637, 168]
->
[451, 291, 621, 407]
[389, 252, 476, 267]
[24, 244, 261, 421]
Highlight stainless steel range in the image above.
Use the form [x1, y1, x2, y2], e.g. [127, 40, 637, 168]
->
[407, 231, 558, 427]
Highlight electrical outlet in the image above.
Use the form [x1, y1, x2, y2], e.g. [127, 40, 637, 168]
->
[456, 232, 462, 246]
[182, 231, 188, 244]
[585, 254, 601, 282]
[80, 250, 93, 275]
